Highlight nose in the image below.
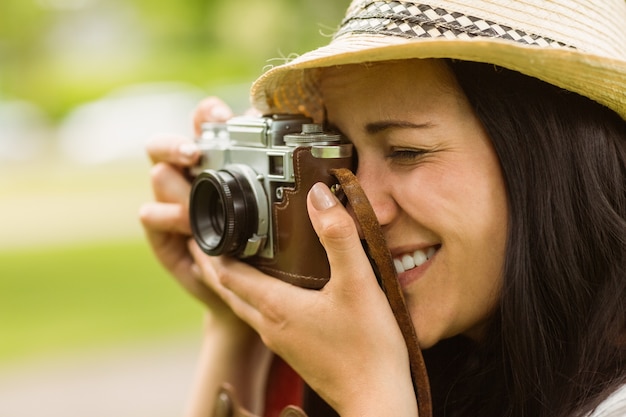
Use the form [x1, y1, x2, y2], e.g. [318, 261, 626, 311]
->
[353, 159, 398, 227]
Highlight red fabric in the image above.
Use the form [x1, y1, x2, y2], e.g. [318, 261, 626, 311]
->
[263, 356, 303, 417]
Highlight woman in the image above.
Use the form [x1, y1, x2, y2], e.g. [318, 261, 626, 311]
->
[140, 0, 626, 416]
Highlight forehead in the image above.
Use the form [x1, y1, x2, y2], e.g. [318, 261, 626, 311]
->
[318, 59, 466, 121]
[319, 59, 457, 93]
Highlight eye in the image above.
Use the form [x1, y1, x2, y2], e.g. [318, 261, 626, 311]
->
[387, 147, 428, 164]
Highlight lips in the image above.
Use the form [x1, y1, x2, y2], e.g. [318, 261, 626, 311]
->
[393, 245, 438, 274]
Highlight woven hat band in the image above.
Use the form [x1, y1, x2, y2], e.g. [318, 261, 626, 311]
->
[250, 0, 626, 121]
[335, 1, 574, 50]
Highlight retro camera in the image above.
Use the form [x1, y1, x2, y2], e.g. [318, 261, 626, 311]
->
[189, 114, 353, 288]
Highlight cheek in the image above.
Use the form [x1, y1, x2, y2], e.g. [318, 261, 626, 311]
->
[401, 155, 507, 343]
[428, 155, 508, 285]
[417, 149, 507, 240]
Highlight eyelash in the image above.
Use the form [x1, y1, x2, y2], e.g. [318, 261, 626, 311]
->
[387, 148, 428, 163]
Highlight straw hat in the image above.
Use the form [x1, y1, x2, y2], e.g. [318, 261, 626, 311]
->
[250, 0, 626, 122]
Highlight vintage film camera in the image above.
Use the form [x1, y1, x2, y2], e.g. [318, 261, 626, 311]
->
[189, 114, 353, 289]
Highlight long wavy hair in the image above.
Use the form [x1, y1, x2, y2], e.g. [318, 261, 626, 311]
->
[428, 61, 626, 417]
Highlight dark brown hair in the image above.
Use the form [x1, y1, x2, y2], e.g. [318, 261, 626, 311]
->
[435, 61, 626, 417]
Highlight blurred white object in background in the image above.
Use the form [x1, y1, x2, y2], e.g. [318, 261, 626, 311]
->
[58, 82, 205, 164]
[0, 100, 52, 162]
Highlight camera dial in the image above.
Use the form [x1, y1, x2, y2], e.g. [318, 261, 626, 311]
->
[284, 124, 342, 146]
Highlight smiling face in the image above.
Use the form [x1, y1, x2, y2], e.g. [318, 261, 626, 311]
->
[319, 59, 508, 348]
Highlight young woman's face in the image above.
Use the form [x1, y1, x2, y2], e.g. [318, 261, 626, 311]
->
[319, 59, 508, 348]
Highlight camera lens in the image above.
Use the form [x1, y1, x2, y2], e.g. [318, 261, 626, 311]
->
[189, 168, 259, 257]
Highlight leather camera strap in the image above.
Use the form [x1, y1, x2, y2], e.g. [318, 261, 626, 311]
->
[331, 168, 432, 417]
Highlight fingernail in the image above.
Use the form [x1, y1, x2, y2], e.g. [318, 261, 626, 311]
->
[310, 183, 338, 211]
[179, 143, 199, 158]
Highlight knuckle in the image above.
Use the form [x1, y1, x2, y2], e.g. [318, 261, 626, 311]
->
[251, 291, 290, 352]
[197, 96, 222, 109]
[137, 204, 152, 225]
[319, 215, 356, 241]
[215, 266, 231, 288]
[176, 204, 190, 223]
[198, 96, 225, 110]
[258, 292, 288, 327]
[195, 96, 232, 122]
[145, 133, 164, 155]
[147, 133, 192, 164]
[150, 162, 173, 187]
[168, 206, 190, 234]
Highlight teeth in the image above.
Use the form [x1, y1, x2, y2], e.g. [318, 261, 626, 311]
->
[413, 250, 427, 266]
[393, 247, 437, 274]
[393, 259, 404, 273]
[401, 254, 414, 270]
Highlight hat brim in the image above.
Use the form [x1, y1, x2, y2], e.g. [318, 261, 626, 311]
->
[251, 34, 626, 121]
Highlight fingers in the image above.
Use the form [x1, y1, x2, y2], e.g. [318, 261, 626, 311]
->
[139, 202, 194, 278]
[307, 183, 379, 295]
[147, 96, 235, 166]
[141, 214, 196, 281]
[193, 97, 234, 135]
[146, 96, 235, 167]
[139, 201, 190, 235]
[189, 182, 382, 332]
[187, 239, 320, 354]
[150, 162, 192, 204]
[187, 199, 410, 414]
[187, 240, 272, 329]
[146, 133, 201, 166]
[183, 181, 414, 415]
[139, 202, 223, 307]
[141, 95, 247, 315]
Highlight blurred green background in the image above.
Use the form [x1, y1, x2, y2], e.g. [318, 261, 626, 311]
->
[0, 0, 345, 383]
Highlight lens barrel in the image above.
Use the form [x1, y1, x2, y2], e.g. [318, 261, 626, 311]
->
[189, 168, 259, 257]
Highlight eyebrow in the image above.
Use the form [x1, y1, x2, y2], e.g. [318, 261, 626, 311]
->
[365, 120, 434, 135]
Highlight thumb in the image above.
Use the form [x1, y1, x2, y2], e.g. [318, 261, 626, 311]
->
[307, 182, 377, 294]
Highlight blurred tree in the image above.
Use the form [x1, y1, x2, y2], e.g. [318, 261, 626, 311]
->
[0, 0, 346, 120]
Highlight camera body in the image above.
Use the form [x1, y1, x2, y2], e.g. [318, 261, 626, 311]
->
[189, 114, 353, 289]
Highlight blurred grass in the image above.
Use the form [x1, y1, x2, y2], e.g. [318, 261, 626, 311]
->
[0, 239, 204, 365]
[0, 0, 348, 370]
[0, 142, 202, 368]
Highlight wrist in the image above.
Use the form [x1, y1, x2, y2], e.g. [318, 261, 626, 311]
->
[341, 395, 418, 417]
[337, 374, 418, 417]
[202, 312, 269, 384]
[184, 314, 270, 417]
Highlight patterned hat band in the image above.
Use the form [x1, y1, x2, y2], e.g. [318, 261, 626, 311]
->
[335, 1, 574, 50]
[250, 0, 626, 122]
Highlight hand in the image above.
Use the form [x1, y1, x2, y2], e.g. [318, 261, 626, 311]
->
[139, 97, 234, 311]
[140, 95, 259, 310]
[140, 97, 276, 416]
[189, 183, 418, 416]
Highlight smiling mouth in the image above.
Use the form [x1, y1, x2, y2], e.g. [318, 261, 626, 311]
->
[393, 245, 440, 274]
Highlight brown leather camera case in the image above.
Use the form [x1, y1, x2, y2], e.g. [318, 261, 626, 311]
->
[248, 146, 352, 289]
